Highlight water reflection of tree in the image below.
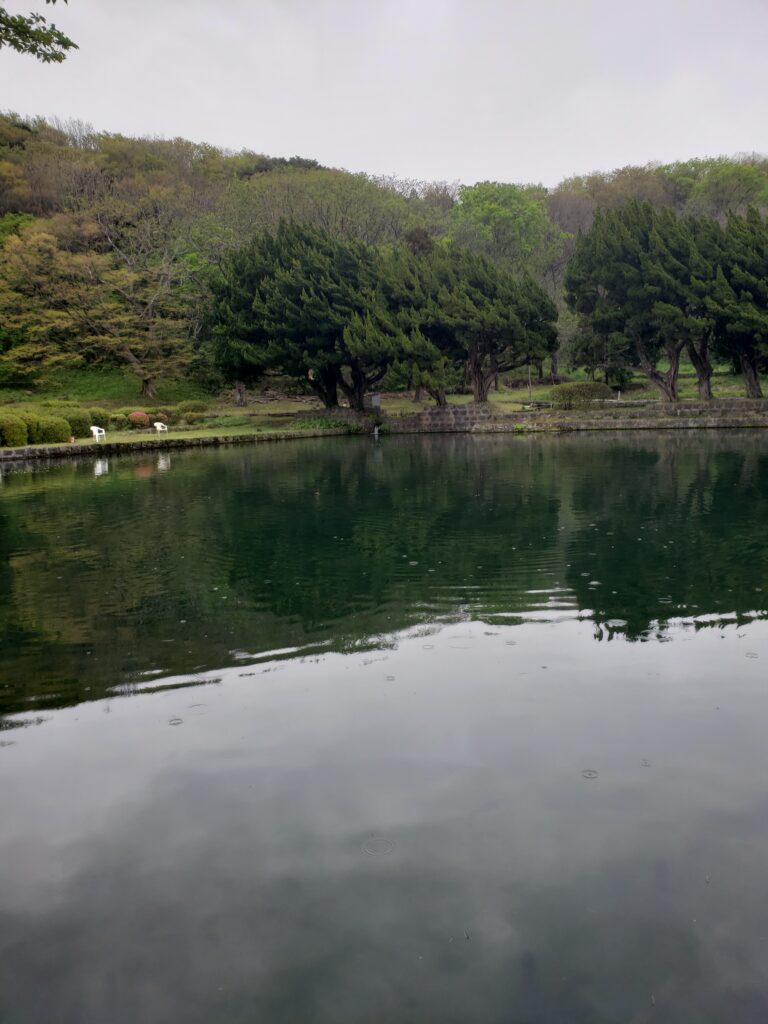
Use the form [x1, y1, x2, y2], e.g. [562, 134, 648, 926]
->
[2, 434, 767, 715]
[563, 435, 768, 639]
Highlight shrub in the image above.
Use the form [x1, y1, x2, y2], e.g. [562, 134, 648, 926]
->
[177, 400, 208, 414]
[17, 414, 72, 444]
[0, 414, 28, 447]
[65, 409, 93, 438]
[88, 407, 110, 428]
[182, 411, 207, 425]
[36, 416, 72, 443]
[151, 408, 176, 424]
[128, 411, 151, 429]
[550, 381, 614, 409]
[109, 413, 129, 431]
[17, 412, 43, 443]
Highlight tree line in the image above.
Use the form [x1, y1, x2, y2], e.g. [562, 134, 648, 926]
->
[565, 201, 768, 400]
[1, 111, 768, 400]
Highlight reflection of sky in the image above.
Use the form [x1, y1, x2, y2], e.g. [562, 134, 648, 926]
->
[2, 619, 768, 1022]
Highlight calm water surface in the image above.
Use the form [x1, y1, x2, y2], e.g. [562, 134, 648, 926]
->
[1, 433, 768, 1023]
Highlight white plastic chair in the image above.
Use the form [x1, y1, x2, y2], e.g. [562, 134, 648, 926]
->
[154, 422, 168, 433]
[90, 426, 106, 441]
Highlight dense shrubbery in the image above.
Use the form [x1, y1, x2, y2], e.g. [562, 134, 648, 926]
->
[88, 407, 110, 428]
[550, 381, 615, 409]
[108, 413, 129, 430]
[0, 414, 28, 447]
[63, 409, 92, 437]
[127, 411, 150, 429]
[36, 416, 72, 443]
[177, 400, 208, 414]
[182, 411, 207, 425]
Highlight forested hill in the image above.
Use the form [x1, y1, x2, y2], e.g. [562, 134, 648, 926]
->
[1, 111, 768, 400]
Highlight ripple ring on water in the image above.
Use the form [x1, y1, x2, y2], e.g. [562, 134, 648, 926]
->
[363, 837, 395, 856]
[581, 769, 599, 780]
[168, 717, 183, 726]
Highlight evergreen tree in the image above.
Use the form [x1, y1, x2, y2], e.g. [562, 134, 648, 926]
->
[704, 209, 768, 398]
[208, 222, 404, 411]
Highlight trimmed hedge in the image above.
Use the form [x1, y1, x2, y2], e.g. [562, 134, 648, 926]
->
[89, 407, 110, 428]
[36, 416, 72, 443]
[109, 413, 129, 431]
[550, 381, 615, 409]
[0, 414, 28, 448]
[177, 400, 208, 413]
[65, 409, 92, 438]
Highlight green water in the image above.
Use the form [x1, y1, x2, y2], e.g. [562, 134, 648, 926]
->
[1, 433, 767, 1022]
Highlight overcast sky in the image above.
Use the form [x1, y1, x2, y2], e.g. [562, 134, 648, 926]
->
[1, 0, 766, 186]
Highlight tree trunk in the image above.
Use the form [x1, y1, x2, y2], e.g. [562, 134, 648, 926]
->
[233, 380, 247, 407]
[686, 337, 713, 400]
[309, 366, 340, 408]
[413, 385, 424, 402]
[635, 337, 682, 402]
[550, 351, 559, 381]
[427, 387, 447, 406]
[339, 368, 366, 412]
[120, 346, 157, 400]
[739, 350, 763, 398]
[471, 371, 492, 403]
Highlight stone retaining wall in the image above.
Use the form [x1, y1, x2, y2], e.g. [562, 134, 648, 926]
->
[387, 402, 768, 434]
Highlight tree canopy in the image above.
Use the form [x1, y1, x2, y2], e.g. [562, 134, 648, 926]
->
[0, 0, 76, 62]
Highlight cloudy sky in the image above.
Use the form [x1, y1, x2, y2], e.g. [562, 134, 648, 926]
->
[1, 0, 766, 185]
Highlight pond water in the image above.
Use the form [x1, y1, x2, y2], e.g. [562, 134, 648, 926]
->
[1, 433, 768, 1023]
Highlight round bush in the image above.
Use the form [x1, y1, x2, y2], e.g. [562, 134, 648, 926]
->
[0, 414, 28, 448]
[109, 413, 129, 431]
[550, 381, 615, 409]
[17, 412, 43, 443]
[36, 416, 72, 444]
[182, 411, 207, 426]
[128, 411, 151, 429]
[64, 409, 92, 438]
[88, 407, 110, 429]
[177, 400, 208, 414]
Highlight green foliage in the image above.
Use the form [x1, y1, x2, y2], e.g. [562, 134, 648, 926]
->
[0, 213, 34, 246]
[15, 411, 72, 443]
[37, 414, 70, 443]
[62, 408, 91, 437]
[450, 181, 567, 279]
[182, 411, 207, 425]
[204, 414, 251, 428]
[88, 407, 109, 428]
[108, 413, 129, 431]
[0, 413, 28, 447]
[550, 381, 614, 409]
[176, 400, 209, 413]
[0, 1, 77, 63]
[208, 222, 403, 412]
